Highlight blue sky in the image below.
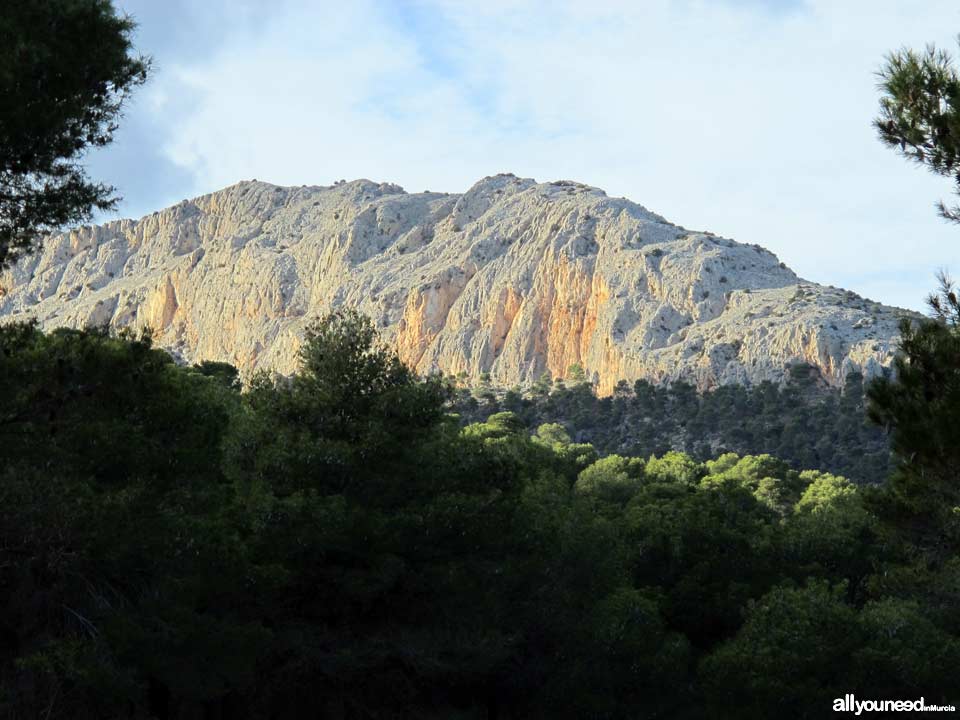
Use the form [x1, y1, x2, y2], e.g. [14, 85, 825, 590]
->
[89, 0, 960, 311]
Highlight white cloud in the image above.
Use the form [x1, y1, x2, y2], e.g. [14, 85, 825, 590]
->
[100, 0, 960, 310]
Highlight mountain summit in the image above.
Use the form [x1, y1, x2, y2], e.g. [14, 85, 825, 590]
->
[0, 174, 908, 392]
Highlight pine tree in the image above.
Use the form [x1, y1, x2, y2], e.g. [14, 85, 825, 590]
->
[875, 41, 960, 222]
[0, 0, 149, 267]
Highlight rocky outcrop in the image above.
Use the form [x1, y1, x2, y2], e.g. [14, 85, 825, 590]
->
[0, 174, 913, 393]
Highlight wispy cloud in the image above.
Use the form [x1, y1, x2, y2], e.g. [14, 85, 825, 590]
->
[92, 0, 960, 311]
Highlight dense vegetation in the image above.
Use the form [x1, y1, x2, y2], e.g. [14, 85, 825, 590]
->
[451, 366, 890, 484]
[2, 311, 957, 719]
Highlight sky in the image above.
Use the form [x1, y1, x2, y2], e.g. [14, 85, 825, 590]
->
[88, 0, 960, 312]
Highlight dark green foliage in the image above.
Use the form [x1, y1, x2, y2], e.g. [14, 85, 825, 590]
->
[192, 359, 242, 391]
[0, 0, 149, 267]
[0, 322, 263, 718]
[701, 580, 861, 717]
[702, 582, 960, 718]
[452, 371, 890, 484]
[875, 41, 960, 222]
[867, 318, 960, 565]
[782, 471, 882, 588]
[1, 315, 957, 719]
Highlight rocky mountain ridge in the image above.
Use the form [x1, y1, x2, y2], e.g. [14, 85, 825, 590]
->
[0, 174, 911, 393]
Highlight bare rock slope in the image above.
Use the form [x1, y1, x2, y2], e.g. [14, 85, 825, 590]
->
[0, 174, 910, 393]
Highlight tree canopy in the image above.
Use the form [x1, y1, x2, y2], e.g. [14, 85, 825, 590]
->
[0, 0, 148, 268]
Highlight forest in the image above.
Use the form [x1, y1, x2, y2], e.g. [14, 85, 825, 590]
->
[2, 310, 958, 719]
[451, 365, 891, 485]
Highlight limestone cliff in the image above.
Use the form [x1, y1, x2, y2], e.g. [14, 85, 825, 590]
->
[0, 174, 912, 393]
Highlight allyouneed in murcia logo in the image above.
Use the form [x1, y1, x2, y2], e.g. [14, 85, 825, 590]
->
[834, 695, 956, 714]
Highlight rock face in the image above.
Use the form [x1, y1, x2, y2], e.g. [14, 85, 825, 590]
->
[0, 174, 911, 393]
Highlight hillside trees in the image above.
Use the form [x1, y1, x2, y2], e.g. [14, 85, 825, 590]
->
[0, 0, 148, 267]
[451, 371, 891, 484]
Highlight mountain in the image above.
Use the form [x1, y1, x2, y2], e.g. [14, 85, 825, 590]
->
[0, 174, 911, 393]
